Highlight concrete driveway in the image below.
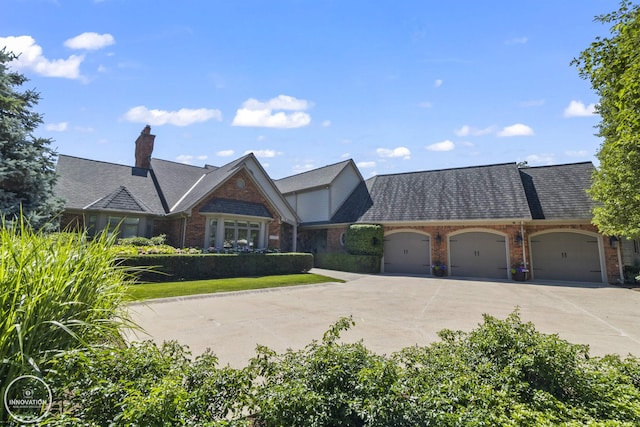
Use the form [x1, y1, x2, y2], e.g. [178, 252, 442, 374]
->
[128, 269, 640, 368]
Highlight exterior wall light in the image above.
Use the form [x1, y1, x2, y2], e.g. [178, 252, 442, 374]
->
[436, 233, 442, 245]
[610, 236, 619, 249]
[516, 232, 523, 246]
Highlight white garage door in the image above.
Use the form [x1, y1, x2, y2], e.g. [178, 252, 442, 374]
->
[530, 232, 602, 282]
[449, 232, 508, 279]
[383, 232, 431, 274]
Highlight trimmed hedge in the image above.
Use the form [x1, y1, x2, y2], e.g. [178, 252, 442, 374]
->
[120, 253, 313, 282]
[315, 253, 381, 274]
[345, 224, 384, 256]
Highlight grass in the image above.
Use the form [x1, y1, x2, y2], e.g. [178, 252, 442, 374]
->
[127, 273, 344, 301]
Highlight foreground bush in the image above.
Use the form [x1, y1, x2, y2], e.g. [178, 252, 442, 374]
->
[39, 311, 640, 426]
[0, 223, 134, 423]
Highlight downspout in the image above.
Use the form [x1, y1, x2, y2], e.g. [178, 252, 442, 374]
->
[616, 240, 624, 284]
[520, 221, 527, 268]
[181, 215, 188, 248]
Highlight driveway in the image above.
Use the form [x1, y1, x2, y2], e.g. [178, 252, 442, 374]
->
[128, 269, 640, 368]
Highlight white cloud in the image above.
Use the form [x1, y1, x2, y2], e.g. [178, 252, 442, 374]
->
[505, 36, 528, 45]
[216, 150, 235, 157]
[244, 149, 280, 158]
[232, 95, 312, 128]
[45, 122, 68, 131]
[242, 95, 312, 111]
[376, 147, 411, 160]
[434, 79, 443, 88]
[525, 153, 555, 165]
[176, 154, 208, 164]
[418, 101, 433, 109]
[357, 161, 376, 168]
[0, 35, 84, 79]
[454, 125, 495, 137]
[497, 123, 534, 137]
[426, 140, 455, 152]
[565, 149, 589, 157]
[123, 105, 222, 126]
[340, 152, 350, 158]
[564, 100, 596, 117]
[292, 163, 316, 174]
[322, 120, 331, 127]
[64, 32, 115, 50]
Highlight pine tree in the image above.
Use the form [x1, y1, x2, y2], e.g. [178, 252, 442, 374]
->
[0, 49, 62, 230]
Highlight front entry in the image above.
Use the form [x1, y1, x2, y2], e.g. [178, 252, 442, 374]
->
[383, 232, 431, 274]
[449, 231, 509, 279]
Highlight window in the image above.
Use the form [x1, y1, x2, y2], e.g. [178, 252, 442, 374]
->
[209, 219, 217, 249]
[222, 219, 262, 250]
[107, 216, 140, 238]
[86, 215, 97, 236]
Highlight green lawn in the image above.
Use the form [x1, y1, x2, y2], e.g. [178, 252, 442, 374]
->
[127, 273, 344, 301]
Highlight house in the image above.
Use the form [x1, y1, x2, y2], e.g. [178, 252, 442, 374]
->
[55, 126, 630, 284]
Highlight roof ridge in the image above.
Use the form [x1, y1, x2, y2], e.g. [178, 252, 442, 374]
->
[58, 154, 132, 168]
[524, 161, 594, 170]
[275, 159, 352, 182]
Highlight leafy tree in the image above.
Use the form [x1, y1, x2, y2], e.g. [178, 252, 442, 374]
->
[572, 1, 640, 238]
[0, 49, 62, 230]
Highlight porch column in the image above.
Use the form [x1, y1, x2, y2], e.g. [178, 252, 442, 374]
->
[292, 223, 297, 252]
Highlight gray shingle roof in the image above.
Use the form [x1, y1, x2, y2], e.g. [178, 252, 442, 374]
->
[355, 163, 533, 222]
[518, 162, 595, 219]
[55, 155, 165, 214]
[149, 158, 209, 211]
[199, 198, 272, 218]
[274, 159, 353, 194]
[86, 186, 152, 212]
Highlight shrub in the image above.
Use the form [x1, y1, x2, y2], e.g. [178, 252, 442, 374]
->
[45, 341, 253, 426]
[120, 252, 313, 282]
[315, 253, 381, 273]
[345, 224, 384, 256]
[0, 221, 133, 423]
[116, 234, 167, 247]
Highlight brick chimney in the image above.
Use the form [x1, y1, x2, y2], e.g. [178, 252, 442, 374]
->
[134, 125, 155, 169]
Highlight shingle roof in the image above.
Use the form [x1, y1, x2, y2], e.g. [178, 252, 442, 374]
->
[149, 158, 209, 211]
[86, 186, 152, 212]
[199, 198, 272, 218]
[355, 163, 533, 222]
[518, 162, 595, 219]
[274, 159, 353, 194]
[55, 155, 165, 214]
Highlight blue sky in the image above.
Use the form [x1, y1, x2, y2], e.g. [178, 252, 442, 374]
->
[2, 1, 616, 179]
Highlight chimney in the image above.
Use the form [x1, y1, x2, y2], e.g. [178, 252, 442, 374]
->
[134, 125, 155, 169]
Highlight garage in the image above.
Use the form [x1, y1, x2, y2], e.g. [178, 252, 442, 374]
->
[383, 232, 431, 274]
[449, 232, 509, 279]
[530, 232, 603, 282]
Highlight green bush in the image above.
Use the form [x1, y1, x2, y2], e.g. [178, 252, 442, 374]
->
[345, 224, 384, 256]
[44, 341, 253, 426]
[0, 222, 133, 423]
[116, 234, 166, 247]
[36, 311, 640, 426]
[624, 265, 640, 284]
[120, 252, 313, 282]
[315, 253, 381, 273]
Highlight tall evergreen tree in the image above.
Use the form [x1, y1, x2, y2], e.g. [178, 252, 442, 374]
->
[0, 49, 62, 230]
[573, 1, 640, 239]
